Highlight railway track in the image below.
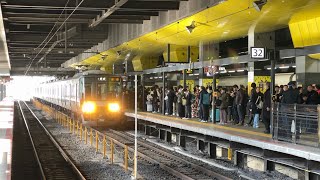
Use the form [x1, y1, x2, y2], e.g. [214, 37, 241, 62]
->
[103, 129, 232, 180]
[13, 101, 86, 180]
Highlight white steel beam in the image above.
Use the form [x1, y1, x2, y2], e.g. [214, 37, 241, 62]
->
[89, 0, 128, 28]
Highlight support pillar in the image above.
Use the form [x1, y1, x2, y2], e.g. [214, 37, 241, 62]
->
[208, 143, 216, 158]
[212, 73, 217, 123]
[159, 129, 166, 140]
[177, 135, 186, 148]
[141, 75, 145, 111]
[162, 71, 166, 114]
[296, 56, 320, 87]
[145, 125, 151, 136]
[197, 139, 205, 151]
[166, 131, 172, 143]
[248, 27, 275, 92]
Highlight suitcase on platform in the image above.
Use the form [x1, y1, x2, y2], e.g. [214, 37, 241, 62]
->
[210, 109, 220, 122]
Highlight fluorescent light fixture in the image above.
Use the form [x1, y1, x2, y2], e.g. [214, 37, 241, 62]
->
[279, 66, 289, 69]
[193, 73, 199, 76]
[186, 21, 196, 34]
[267, 67, 271, 70]
[237, 70, 245, 72]
[292, 65, 296, 68]
[228, 70, 235, 73]
[253, 0, 267, 12]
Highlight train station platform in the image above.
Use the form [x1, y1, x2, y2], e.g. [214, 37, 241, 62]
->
[0, 97, 14, 180]
[125, 111, 320, 163]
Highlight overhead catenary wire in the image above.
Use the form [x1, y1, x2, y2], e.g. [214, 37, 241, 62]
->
[34, 0, 71, 51]
[24, 0, 85, 75]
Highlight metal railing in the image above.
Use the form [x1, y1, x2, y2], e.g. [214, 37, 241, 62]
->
[33, 100, 133, 172]
[272, 103, 320, 148]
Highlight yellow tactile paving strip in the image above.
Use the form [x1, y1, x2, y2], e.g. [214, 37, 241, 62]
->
[138, 112, 272, 139]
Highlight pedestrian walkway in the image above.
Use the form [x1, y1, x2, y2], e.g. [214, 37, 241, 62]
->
[125, 111, 320, 162]
[0, 97, 14, 180]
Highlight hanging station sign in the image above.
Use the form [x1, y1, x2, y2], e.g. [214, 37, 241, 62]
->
[251, 47, 267, 59]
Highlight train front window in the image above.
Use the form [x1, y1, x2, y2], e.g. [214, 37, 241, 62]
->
[108, 81, 121, 98]
[97, 83, 108, 100]
[85, 84, 91, 99]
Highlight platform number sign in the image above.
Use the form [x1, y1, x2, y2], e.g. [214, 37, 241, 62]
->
[251, 47, 266, 59]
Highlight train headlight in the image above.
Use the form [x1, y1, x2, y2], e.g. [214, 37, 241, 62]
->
[108, 103, 120, 112]
[82, 101, 96, 113]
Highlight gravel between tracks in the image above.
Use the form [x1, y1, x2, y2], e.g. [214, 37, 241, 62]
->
[129, 131, 294, 180]
[30, 105, 178, 180]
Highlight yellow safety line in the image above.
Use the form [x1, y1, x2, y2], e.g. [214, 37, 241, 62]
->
[139, 112, 271, 138]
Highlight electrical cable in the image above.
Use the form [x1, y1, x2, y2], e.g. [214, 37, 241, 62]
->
[35, 0, 71, 51]
[24, 0, 85, 75]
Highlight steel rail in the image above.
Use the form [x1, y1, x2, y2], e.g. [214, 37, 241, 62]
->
[18, 101, 86, 180]
[102, 129, 232, 180]
[17, 101, 46, 179]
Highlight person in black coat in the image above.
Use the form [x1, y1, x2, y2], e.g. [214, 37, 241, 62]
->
[246, 83, 257, 126]
[306, 85, 318, 105]
[183, 89, 192, 119]
[167, 87, 176, 115]
[152, 85, 159, 113]
[281, 82, 299, 104]
[262, 83, 271, 134]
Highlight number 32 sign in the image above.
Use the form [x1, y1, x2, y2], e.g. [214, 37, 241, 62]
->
[251, 47, 266, 59]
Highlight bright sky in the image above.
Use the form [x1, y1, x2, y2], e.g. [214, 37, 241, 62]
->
[6, 76, 55, 101]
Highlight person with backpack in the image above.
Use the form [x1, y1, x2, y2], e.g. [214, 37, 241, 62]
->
[200, 86, 210, 122]
[219, 88, 229, 125]
[183, 89, 192, 119]
[176, 86, 184, 118]
[246, 83, 257, 126]
[166, 87, 175, 115]
[152, 85, 159, 113]
[253, 88, 263, 128]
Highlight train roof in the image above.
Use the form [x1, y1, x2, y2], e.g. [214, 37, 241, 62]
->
[73, 70, 108, 78]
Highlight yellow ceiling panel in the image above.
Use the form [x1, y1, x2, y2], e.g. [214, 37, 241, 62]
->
[289, 23, 304, 47]
[309, 54, 320, 60]
[70, 0, 320, 70]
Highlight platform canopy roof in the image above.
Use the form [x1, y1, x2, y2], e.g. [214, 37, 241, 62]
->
[1, 0, 320, 75]
[1, 0, 186, 75]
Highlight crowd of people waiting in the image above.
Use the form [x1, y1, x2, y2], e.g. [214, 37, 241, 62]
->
[145, 82, 320, 134]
